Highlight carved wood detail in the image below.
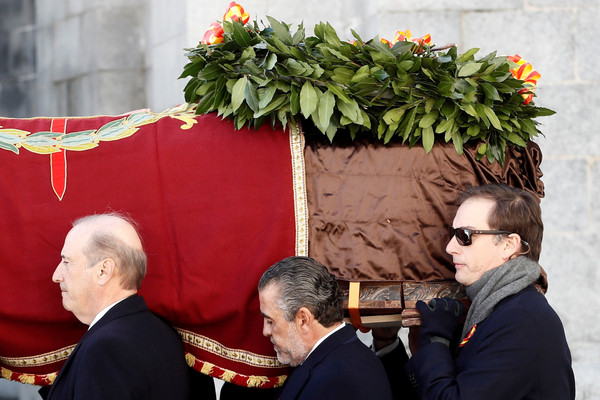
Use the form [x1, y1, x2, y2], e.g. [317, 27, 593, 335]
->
[338, 280, 469, 327]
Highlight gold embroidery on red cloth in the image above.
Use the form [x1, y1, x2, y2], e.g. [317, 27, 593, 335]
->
[0, 344, 75, 367]
[0, 105, 199, 201]
[290, 125, 308, 256]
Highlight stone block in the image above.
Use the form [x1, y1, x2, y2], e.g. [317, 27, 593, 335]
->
[539, 158, 588, 232]
[67, 0, 85, 16]
[463, 10, 575, 84]
[148, 0, 186, 46]
[529, 0, 599, 6]
[592, 160, 600, 228]
[92, 0, 146, 7]
[570, 343, 600, 400]
[0, 78, 34, 118]
[0, 29, 8, 80]
[35, 26, 54, 83]
[81, 7, 144, 71]
[96, 71, 146, 114]
[8, 27, 35, 76]
[146, 34, 188, 111]
[36, 0, 67, 28]
[67, 71, 146, 116]
[32, 82, 67, 117]
[540, 231, 600, 344]
[0, 0, 35, 31]
[577, 8, 600, 80]
[52, 16, 82, 81]
[381, 0, 523, 11]
[533, 83, 600, 158]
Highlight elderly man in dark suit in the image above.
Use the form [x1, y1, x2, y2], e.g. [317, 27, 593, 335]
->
[41, 213, 189, 400]
[258, 256, 393, 400]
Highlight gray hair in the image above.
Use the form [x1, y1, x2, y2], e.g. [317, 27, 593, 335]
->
[74, 213, 147, 290]
[258, 256, 343, 327]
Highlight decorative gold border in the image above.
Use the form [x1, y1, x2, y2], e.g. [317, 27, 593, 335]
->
[289, 124, 308, 257]
[176, 328, 282, 369]
[0, 345, 74, 368]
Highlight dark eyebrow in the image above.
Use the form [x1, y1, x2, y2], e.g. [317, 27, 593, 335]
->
[261, 312, 272, 320]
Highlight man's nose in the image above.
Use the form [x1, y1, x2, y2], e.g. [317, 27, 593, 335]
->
[446, 236, 461, 255]
[262, 321, 271, 337]
[52, 264, 62, 283]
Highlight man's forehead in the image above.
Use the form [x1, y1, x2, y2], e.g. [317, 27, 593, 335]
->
[62, 225, 90, 257]
[259, 285, 282, 315]
[455, 197, 494, 226]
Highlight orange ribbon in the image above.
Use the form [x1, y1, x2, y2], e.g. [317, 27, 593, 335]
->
[348, 282, 369, 333]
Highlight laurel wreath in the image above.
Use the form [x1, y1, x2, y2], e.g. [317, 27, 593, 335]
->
[180, 17, 555, 164]
[0, 105, 198, 155]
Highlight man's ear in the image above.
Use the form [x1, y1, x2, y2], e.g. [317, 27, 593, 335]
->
[503, 233, 522, 260]
[96, 258, 116, 285]
[295, 307, 314, 334]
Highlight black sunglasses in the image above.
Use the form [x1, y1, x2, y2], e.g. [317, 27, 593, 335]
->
[449, 227, 512, 246]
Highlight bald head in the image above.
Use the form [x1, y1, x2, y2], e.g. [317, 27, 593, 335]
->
[73, 213, 147, 290]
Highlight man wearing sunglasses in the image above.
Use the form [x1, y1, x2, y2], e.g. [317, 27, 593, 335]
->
[405, 183, 575, 399]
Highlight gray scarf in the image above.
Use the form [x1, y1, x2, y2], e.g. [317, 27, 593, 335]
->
[461, 256, 541, 340]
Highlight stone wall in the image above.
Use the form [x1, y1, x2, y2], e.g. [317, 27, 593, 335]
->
[0, 0, 35, 117]
[0, 0, 597, 399]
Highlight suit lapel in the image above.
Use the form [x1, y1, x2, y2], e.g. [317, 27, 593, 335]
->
[45, 295, 146, 399]
[44, 328, 91, 398]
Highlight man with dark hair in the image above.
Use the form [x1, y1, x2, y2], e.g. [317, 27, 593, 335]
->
[258, 256, 393, 400]
[42, 213, 190, 400]
[406, 184, 575, 399]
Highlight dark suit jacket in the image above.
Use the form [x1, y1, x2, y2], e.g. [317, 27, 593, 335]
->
[278, 324, 392, 400]
[406, 286, 576, 400]
[42, 295, 190, 400]
[378, 340, 417, 400]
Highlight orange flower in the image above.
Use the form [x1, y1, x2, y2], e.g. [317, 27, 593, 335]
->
[223, 2, 249, 24]
[394, 30, 431, 46]
[412, 33, 431, 47]
[201, 22, 225, 45]
[380, 37, 392, 47]
[381, 30, 431, 51]
[508, 54, 540, 105]
[394, 29, 412, 43]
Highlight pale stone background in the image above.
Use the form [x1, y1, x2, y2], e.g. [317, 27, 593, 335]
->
[1, 0, 597, 398]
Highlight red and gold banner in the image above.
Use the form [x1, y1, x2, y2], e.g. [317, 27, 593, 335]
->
[0, 107, 307, 387]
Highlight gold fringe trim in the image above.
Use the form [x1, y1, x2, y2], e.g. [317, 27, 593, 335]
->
[185, 353, 288, 389]
[0, 366, 58, 385]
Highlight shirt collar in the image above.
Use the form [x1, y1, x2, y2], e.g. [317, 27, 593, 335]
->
[302, 321, 345, 364]
[88, 297, 128, 329]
